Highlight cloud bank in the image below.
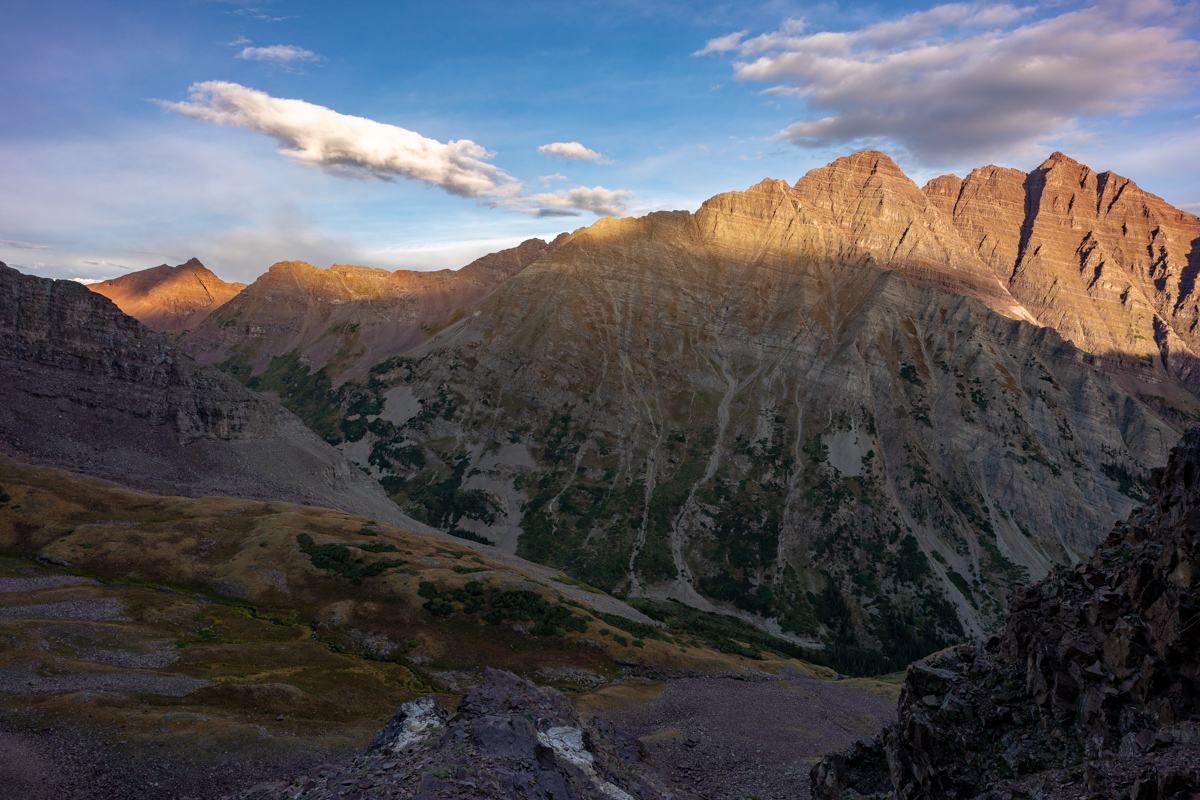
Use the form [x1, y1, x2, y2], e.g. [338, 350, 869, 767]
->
[700, 2, 1200, 163]
[159, 82, 522, 198]
[236, 44, 319, 64]
[538, 141, 606, 162]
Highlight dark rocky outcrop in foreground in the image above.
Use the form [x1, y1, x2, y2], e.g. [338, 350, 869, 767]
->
[0, 262, 415, 526]
[230, 668, 695, 800]
[813, 429, 1200, 800]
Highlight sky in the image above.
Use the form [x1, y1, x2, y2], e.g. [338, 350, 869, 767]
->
[1, 0, 1198, 284]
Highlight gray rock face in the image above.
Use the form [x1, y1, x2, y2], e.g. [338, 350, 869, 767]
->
[812, 427, 1200, 800]
[0, 262, 415, 525]
[346, 180, 1175, 663]
[231, 668, 695, 800]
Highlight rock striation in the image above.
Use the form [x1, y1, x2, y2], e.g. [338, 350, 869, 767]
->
[0, 262, 416, 525]
[87, 257, 246, 332]
[812, 427, 1200, 800]
[230, 668, 694, 800]
[181, 237, 558, 381]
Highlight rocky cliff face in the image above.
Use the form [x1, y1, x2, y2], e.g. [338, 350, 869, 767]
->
[87, 257, 246, 332]
[0, 262, 416, 526]
[791, 151, 1200, 425]
[181, 237, 556, 381]
[812, 427, 1200, 800]
[791, 152, 1038, 325]
[230, 669, 694, 800]
[312, 179, 1175, 672]
[927, 152, 1200, 424]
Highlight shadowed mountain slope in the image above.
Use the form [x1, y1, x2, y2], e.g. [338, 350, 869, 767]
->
[813, 426, 1200, 800]
[307, 178, 1175, 672]
[87, 257, 246, 333]
[181, 237, 559, 382]
[0, 262, 414, 526]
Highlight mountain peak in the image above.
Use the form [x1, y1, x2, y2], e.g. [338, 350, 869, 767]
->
[1040, 150, 1083, 169]
[86, 258, 246, 333]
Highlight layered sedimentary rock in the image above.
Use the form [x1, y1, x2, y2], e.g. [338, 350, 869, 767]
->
[0, 262, 415, 525]
[792, 150, 1200, 423]
[181, 237, 557, 381]
[791, 151, 1037, 324]
[928, 152, 1200, 422]
[812, 428, 1200, 800]
[316, 179, 1174, 669]
[87, 257, 246, 332]
[234, 668, 694, 800]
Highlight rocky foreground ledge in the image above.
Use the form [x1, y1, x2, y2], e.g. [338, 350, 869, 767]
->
[227, 668, 694, 800]
[813, 430, 1200, 800]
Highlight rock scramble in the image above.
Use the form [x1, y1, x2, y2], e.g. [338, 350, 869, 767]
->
[229, 668, 694, 800]
[812, 429, 1200, 800]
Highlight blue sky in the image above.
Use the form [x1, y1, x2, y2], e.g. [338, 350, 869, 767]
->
[2, 0, 1198, 283]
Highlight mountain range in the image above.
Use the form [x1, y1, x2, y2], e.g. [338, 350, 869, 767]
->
[77, 150, 1199, 671]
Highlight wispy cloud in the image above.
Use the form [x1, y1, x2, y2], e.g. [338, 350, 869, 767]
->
[233, 7, 297, 22]
[693, 30, 748, 56]
[0, 238, 53, 250]
[158, 81, 522, 199]
[236, 44, 319, 64]
[538, 141, 608, 163]
[537, 172, 567, 187]
[702, 1, 1200, 164]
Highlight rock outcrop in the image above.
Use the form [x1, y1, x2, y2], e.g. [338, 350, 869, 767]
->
[0, 262, 417, 525]
[87, 257, 246, 332]
[812, 428, 1200, 800]
[181, 237, 557, 381]
[230, 668, 694, 800]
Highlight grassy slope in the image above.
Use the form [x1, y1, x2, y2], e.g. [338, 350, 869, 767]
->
[0, 455, 819, 756]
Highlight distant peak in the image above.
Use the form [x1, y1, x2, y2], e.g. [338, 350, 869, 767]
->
[1041, 151, 1081, 169]
[177, 257, 206, 270]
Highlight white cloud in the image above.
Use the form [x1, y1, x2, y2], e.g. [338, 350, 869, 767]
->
[694, 30, 748, 56]
[524, 185, 635, 217]
[236, 44, 320, 64]
[709, 2, 1200, 164]
[537, 172, 567, 187]
[159, 81, 522, 198]
[538, 141, 607, 163]
[0, 238, 53, 250]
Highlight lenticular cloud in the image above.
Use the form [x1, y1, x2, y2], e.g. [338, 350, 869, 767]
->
[160, 81, 521, 198]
